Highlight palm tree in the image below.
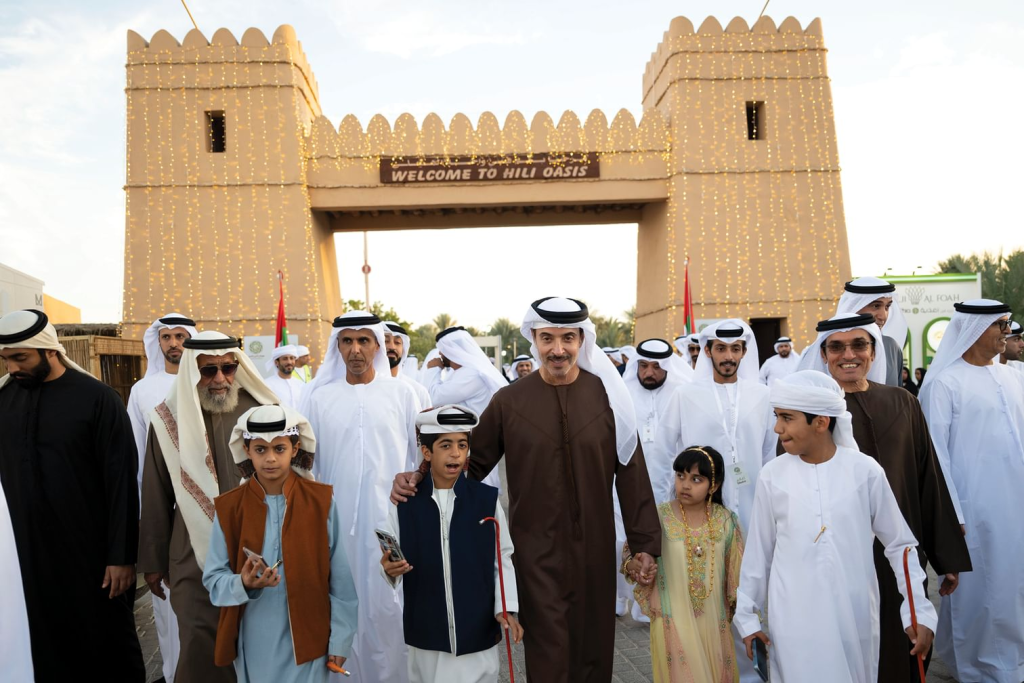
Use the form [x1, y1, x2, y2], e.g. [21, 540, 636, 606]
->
[489, 317, 520, 359]
[938, 249, 1024, 317]
[433, 313, 456, 331]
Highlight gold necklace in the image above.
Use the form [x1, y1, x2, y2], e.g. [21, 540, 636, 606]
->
[677, 499, 719, 615]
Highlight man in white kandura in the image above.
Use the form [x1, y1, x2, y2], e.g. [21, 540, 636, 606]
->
[301, 311, 420, 683]
[653, 319, 776, 683]
[619, 337, 692, 621]
[428, 326, 509, 490]
[0, 477, 33, 681]
[263, 344, 305, 409]
[291, 345, 314, 383]
[126, 312, 196, 683]
[507, 354, 535, 382]
[736, 370, 935, 683]
[836, 277, 908, 387]
[758, 336, 800, 385]
[919, 299, 1024, 683]
[999, 320, 1023, 372]
[653, 319, 777, 530]
[384, 321, 431, 409]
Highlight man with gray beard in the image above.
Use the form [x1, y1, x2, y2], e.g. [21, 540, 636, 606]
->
[139, 331, 279, 682]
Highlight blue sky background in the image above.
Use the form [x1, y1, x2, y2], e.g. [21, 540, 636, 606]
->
[2, 1, 1022, 327]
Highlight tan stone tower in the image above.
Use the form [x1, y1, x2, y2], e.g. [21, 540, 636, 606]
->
[635, 15, 851, 342]
[122, 26, 340, 351]
[123, 16, 850, 360]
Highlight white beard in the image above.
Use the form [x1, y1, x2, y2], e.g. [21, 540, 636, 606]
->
[198, 383, 240, 414]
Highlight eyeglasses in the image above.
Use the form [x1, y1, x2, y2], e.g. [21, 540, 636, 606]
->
[198, 362, 239, 378]
[993, 319, 1011, 333]
[822, 339, 875, 355]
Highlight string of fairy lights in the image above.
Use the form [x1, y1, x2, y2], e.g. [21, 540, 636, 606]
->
[123, 16, 847, 357]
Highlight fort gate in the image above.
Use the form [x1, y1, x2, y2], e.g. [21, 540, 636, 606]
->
[123, 15, 850, 362]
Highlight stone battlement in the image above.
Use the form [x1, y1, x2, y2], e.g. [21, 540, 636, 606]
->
[306, 109, 670, 162]
[126, 25, 320, 114]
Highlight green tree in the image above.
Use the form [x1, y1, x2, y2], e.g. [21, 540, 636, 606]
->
[591, 311, 629, 348]
[488, 317, 521, 361]
[936, 249, 1024, 318]
[433, 313, 456, 331]
[409, 324, 439, 362]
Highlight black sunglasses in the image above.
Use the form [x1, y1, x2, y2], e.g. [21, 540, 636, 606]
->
[198, 362, 239, 378]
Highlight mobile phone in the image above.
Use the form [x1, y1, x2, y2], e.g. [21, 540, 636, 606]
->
[242, 547, 264, 564]
[753, 637, 769, 681]
[375, 529, 405, 562]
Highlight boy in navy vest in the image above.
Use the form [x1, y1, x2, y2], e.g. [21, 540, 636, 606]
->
[380, 404, 522, 682]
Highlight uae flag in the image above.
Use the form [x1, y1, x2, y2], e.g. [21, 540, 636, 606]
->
[682, 257, 695, 335]
[275, 270, 289, 347]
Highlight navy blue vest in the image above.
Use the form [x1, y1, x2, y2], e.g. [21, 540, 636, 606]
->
[397, 473, 501, 655]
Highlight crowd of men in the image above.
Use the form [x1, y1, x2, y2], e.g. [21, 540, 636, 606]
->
[0, 274, 1021, 683]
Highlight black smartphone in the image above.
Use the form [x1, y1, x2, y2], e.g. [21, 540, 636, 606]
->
[753, 637, 769, 681]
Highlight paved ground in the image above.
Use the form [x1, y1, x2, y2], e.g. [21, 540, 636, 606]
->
[135, 565, 958, 682]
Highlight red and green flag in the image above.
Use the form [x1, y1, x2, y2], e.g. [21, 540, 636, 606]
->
[682, 256, 695, 335]
[275, 270, 289, 347]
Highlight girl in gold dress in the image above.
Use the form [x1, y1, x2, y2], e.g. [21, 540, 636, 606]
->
[623, 446, 744, 683]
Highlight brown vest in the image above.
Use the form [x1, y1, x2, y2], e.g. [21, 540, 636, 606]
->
[213, 474, 334, 666]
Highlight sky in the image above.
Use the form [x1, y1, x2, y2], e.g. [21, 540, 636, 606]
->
[1, 1, 1022, 328]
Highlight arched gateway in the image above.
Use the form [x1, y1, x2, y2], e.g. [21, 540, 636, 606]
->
[123, 16, 850, 362]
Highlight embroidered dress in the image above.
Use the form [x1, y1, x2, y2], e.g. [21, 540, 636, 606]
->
[629, 502, 743, 683]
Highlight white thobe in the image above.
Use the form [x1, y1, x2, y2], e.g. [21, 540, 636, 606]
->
[382, 483, 519, 683]
[653, 379, 777, 532]
[264, 373, 305, 410]
[734, 447, 937, 683]
[622, 380, 678, 621]
[920, 359, 1024, 683]
[757, 353, 801, 385]
[307, 375, 420, 683]
[429, 369, 502, 490]
[0, 479, 33, 682]
[398, 372, 431, 410]
[125, 372, 180, 682]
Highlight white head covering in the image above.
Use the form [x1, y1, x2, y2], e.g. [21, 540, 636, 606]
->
[415, 403, 479, 434]
[773, 336, 799, 355]
[142, 313, 198, 378]
[620, 345, 637, 362]
[435, 327, 508, 395]
[228, 404, 316, 482]
[769, 370, 857, 450]
[294, 345, 311, 357]
[383, 321, 412, 374]
[403, 355, 420, 380]
[148, 331, 279, 568]
[299, 311, 390, 414]
[796, 314, 887, 384]
[509, 353, 535, 379]
[521, 297, 637, 465]
[673, 335, 688, 355]
[693, 319, 760, 383]
[623, 338, 693, 393]
[836, 276, 909, 348]
[1008, 321, 1022, 338]
[0, 310, 90, 388]
[920, 299, 1012, 391]
[265, 344, 299, 373]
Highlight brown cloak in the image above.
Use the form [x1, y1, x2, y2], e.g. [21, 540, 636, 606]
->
[468, 370, 661, 682]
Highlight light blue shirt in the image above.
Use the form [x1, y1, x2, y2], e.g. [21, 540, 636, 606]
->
[203, 492, 358, 682]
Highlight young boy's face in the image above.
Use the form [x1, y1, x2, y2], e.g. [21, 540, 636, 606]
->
[245, 436, 298, 485]
[774, 408, 826, 455]
[422, 432, 470, 487]
[674, 464, 712, 505]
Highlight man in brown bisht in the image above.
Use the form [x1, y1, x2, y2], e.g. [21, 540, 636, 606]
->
[395, 296, 661, 682]
[800, 313, 971, 681]
[139, 331, 280, 682]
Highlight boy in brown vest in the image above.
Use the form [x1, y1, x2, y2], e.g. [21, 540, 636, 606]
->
[202, 405, 359, 682]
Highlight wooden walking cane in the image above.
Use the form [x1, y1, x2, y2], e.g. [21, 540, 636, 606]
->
[903, 546, 927, 683]
[481, 516, 515, 683]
